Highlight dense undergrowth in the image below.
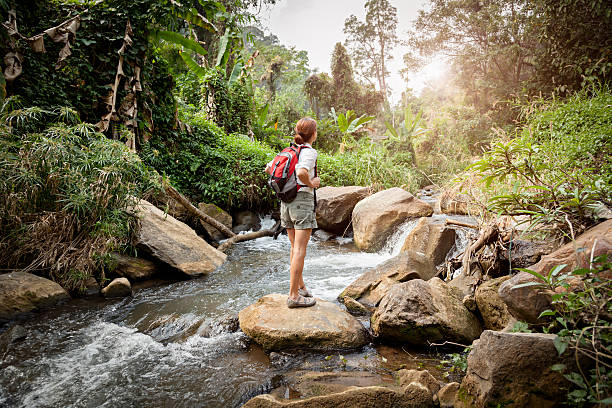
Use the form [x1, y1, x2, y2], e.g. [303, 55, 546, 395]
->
[469, 86, 612, 239]
[0, 103, 160, 293]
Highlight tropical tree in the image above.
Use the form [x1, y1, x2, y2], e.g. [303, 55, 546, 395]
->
[384, 107, 428, 166]
[343, 0, 398, 104]
[330, 107, 375, 153]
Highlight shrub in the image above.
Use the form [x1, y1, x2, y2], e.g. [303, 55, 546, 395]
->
[469, 87, 612, 238]
[0, 106, 160, 293]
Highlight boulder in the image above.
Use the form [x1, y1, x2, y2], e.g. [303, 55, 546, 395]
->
[437, 382, 460, 408]
[474, 276, 512, 331]
[83, 277, 100, 296]
[242, 386, 418, 408]
[238, 294, 369, 351]
[111, 253, 160, 281]
[315, 186, 370, 234]
[339, 252, 435, 307]
[342, 296, 372, 316]
[396, 369, 440, 395]
[352, 188, 433, 252]
[400, 217, 456, 266]
[101, 277, 132, 298]
[439, 191, 473, 215]
[500, 239, 558, 269]
[233, 210, 261, 233]
[499, 219, 612, 323]
[0, 272, 70, 322]
[131, 199, 226, 278]
[455, 330, 580, 408]
[371, 278, 482, 345]
[198, 202, 232, 241]
[403, 382, 435, 408]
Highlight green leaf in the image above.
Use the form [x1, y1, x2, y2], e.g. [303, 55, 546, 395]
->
[516, 268, 547, 282]
[216, 27, 230, 67]
[179, 53, 207, 78]
[384, 120, 399, 138]
[228, 61, 243, 84]
[538, 309, 556, 318]
[599, 397, 612, 404]
[512, 281, 544, 290]
[549, 264, 567, 277]
[550, 363, 565, 371]
[178, 8, 217, 33]
[153, 30, 207, 56]
[553, 336, 568, 355]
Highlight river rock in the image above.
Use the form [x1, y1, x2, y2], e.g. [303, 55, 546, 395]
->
[499, 219, 612, 323]
[315, 186, 370, 234]
[281, 371, 391, 398]
[131, 199, 226, 278]
[474, 276, 512, 331]
[397, 369, 440, 395]
[233, 210, 261, 233]
[439, 191, 473, 215]
[111, 253, 160, 281]
[352, 188, 433, 252]
[371, 278, 482, 345]
[500, 239, 558, 269]
[242, 386, 417, 408]
[198, 203, 232, 241]
[455, 330, 580, 408]
[238, 294, 369, 351]
[342, 296, 372, 316]
[101, 277, 132, 298]
[339, 251, 435, 307]
[437, 382, 460, 408]
[0, 272, 70, 322]
[400, 217, 456, 265]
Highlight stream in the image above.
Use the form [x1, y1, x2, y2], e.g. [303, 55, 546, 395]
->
[0, 215, 473, 408]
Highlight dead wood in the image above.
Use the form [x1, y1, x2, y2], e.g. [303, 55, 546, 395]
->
[445, 218, 479, 229]
[461, 224, 499, 276]
[217, 221, 280, 252]
[163, 181, 236, 239]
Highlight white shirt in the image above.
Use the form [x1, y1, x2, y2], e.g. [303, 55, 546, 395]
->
[266, 143, 318, 195]
[295, 143, 318, 194]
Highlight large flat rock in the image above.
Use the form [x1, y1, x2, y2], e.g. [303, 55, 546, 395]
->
[0, 272, 70, 322]
[315, 186, 370, 234]
[243, 386, 418, 408]
[371, 278, 482, 345]
[132, 199, 226, 277]
[238, 294, 369, 351]
[352, 188, 433, 252]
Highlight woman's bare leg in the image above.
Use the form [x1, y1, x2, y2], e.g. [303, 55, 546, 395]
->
[287, 228, 306, 291]
[288, 228, 312, 300]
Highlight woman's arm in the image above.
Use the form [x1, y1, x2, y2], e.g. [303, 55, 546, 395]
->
[296, 168, 320, 188]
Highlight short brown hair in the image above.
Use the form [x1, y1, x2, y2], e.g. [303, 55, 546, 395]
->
[294, 117, 317, 144]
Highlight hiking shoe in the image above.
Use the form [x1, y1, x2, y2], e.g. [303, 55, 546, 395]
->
[287, 295, 316, 308]
[298, 287, 312, 297]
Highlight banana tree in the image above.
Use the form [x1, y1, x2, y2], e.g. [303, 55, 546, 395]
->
[330, 107, 375, 153]
[384, 107, 427, 166]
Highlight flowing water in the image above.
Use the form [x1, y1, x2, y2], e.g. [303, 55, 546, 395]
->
[0, 215, 475, 408]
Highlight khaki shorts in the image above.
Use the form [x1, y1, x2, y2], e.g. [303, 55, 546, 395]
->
[280, 191, 317, 230]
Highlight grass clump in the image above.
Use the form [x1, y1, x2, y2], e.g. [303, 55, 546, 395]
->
[0, 102, 161, 293]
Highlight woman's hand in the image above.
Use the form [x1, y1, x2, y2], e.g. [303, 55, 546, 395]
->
[310, 177, 320, 189]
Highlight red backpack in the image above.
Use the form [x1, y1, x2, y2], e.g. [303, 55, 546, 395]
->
[268, 143, 312, 203]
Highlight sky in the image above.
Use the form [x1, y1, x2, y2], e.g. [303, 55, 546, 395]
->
[252, 0, 446, 103]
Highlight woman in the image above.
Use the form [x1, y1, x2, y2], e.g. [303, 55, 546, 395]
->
[267, 117, 320, 308]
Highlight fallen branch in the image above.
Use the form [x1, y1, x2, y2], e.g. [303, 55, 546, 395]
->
[217, 221, 280, 252]
[163, 181, 236, 239]
[446, 218, 479, 229]
[461, 224, 498, 276]
[427, 340, 471, 348]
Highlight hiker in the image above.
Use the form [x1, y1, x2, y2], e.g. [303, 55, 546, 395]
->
[266, 117, 320, 308]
